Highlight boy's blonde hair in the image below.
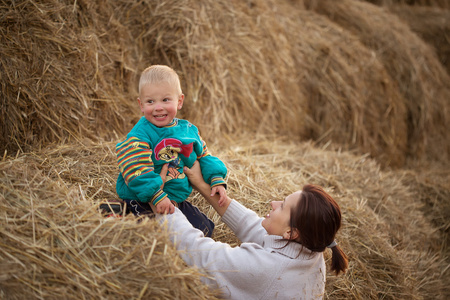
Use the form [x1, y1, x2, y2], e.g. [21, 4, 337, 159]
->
[139, 65, 182, 95]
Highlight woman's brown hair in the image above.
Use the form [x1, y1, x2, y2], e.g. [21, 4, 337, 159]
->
[289, 184, 348, 275]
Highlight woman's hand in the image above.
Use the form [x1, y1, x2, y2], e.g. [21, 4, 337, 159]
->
[183, 161, 205, 189]
[184, 161, 231, 216]
[159, 163, 169, 188]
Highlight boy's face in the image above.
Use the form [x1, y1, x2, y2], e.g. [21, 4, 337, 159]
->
[138, 81, 184, 127]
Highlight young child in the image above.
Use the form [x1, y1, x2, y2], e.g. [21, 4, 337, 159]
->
[115, 65, 227, 237]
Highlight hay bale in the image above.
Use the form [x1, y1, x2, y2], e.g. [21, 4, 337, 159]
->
[0, 0, 140, 155]
[395, 161, 450, 285]
[389, 5, 450, 75]
[118, 0, 409, 167]
[0, 146, 218, 299]
[306, 0, 450, 165]
[364, 0, 450, 9]
[217, 137, 446, 298]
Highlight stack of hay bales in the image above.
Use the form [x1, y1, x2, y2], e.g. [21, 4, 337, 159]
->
[1, 0, 449, 299]
[4, 0, 450, 167]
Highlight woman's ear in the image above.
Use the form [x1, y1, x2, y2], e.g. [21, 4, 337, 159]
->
[283, 228, 300, 241]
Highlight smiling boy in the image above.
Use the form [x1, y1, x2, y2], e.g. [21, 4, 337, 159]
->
[115, 65, 227, 237]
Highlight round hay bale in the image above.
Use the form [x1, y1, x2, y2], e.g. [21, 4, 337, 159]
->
[307, 0, 450, 165]
[364, 0, 450, 9]
[216, 137, 448, 298]
[0, 0, 139, 155]
[389, 5, 450, 75]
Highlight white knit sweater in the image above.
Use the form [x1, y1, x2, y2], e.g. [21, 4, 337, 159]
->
[157, 200, 326, 299]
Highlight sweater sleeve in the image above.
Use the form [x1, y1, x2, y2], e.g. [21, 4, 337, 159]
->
[116, 136, 168, 205]
[156, 206, 279, 299]
[221, 200, 267, 245]
[196, 135, 227, 188]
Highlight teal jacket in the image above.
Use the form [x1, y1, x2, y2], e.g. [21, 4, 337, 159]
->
[116, 117, 227, 205]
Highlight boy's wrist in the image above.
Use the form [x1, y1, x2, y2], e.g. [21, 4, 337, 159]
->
[151, 188, 168, 206]
[210, 176, 226, 188]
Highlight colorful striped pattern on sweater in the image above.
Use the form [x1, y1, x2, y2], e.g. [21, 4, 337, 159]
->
[151, 188, 167, 206]
[210, 176, 226, 187]
[197, 136, 211, 159]
[116, 137, 153, 185]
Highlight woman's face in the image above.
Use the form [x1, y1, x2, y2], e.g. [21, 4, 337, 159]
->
[262, 191, 301, 238]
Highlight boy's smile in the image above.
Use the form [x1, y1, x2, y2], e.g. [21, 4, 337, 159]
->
[138, 81, 184, 127]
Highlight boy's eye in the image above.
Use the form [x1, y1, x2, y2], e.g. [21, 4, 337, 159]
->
[163, 98, 169, 102]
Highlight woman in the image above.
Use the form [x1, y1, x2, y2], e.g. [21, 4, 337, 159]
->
[154, 162, 348, 299]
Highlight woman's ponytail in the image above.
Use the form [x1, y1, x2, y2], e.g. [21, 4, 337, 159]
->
[329, 244, 348, 275]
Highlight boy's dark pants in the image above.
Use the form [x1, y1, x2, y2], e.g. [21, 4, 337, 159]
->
[123, 199, 215, 237]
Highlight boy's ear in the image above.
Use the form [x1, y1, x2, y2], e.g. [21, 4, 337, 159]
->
[137, 98, 144, 112]
[178, 94, 185, 109]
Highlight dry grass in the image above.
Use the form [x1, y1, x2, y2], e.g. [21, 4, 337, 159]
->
[0, 0, 139, 153]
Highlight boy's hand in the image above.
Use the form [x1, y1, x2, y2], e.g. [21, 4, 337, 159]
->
[155, 197, 175, 214]
[211, 185, 227, 207]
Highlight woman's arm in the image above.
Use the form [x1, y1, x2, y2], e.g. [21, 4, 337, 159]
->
[183, 161, 231, 216]
[154, 207, 277, 299]
[159, 162, 267, 245]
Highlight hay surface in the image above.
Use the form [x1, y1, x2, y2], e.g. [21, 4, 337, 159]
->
[0, 0, 139, 153]
[1, 139, 448, 299]
[0, 143, 217, 299]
